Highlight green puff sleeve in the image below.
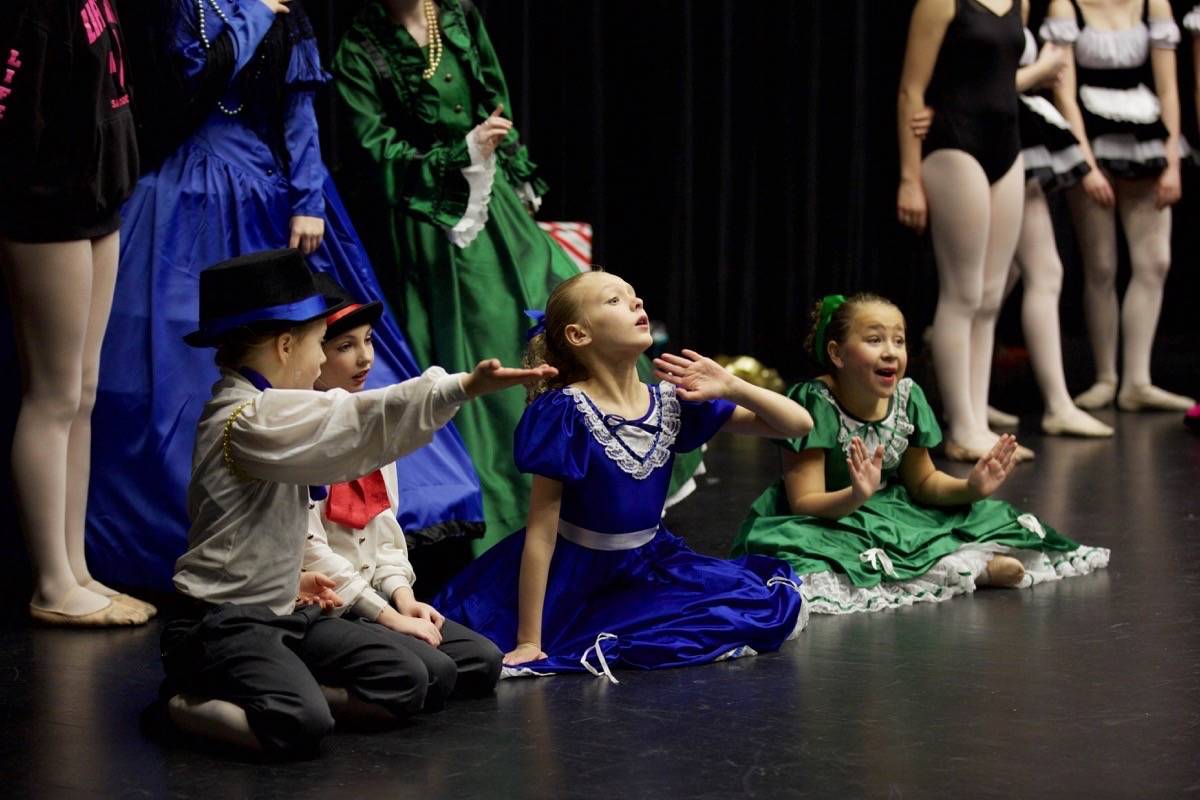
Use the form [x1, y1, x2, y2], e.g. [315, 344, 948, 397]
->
[460, 4, 549, 198]
[331, 31, 473, 229]
[775, 381, 843, 454]
[903, 379, 943, 449]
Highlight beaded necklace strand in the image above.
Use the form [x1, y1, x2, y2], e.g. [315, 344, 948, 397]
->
[420, 0, 444, 80]
[196, 0, 244, 116]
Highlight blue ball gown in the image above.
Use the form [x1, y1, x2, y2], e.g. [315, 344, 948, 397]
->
[434, 382, 808, 679]
[86, 0, 483, 590]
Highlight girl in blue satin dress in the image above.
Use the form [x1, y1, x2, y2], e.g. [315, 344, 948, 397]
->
[433, 270, 814, 681]
[86, 0, 484, 590]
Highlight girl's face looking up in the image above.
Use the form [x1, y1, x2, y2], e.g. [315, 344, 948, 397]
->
[316, 324, 374, 392]
[568, 273, 652, 355]
[829, 302, 907, 399]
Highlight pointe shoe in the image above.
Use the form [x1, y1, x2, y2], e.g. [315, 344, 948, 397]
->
[29, 587, 149, 627]
[1073, 380, 1117, 410]
[1041, 409, 1114, 438]
[987, 406, 1020, 429]
[980, 555, 1025, 587]
[1116, 384, 1196, 413]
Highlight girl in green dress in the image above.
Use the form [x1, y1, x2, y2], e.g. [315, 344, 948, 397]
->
[331, 0, 700, 551]
[730, 293, 1109, 615]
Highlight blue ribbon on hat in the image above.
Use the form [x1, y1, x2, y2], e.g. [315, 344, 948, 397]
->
[524, 309, 547, 341]
[198, 294, 330, 341]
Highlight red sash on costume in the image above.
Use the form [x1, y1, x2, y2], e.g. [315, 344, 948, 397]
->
[326, 469, 391, 530]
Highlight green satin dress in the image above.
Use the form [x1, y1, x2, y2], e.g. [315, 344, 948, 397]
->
[332, 1, 699, 551]
[730, 378, 1109, 614]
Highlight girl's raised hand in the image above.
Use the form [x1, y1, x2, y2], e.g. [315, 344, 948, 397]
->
[847, 436, 884, 503]
[462, 359, 557, 399]
[504, 641, 547, 666]
[967, 433, 1018, 498]
[471, 105, 513, 160]
[259, 0, 291, 15]
[653, 349, 736, 401]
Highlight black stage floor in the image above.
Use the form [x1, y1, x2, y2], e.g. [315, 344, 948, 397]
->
[2, 407, 1198, 798]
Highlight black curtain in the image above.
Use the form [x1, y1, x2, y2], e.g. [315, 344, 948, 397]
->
[311, 0, 1199, 380]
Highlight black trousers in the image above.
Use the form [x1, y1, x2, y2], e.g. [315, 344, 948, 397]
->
[389, 617, 503, 710]
[161, 602, 502, 756]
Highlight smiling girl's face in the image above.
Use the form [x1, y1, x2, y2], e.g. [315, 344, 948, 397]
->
[315, 323, 374, 392]
[828, 301, 907, 399]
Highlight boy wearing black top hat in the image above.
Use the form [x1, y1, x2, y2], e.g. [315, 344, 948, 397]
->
[162, 248, 554, 757]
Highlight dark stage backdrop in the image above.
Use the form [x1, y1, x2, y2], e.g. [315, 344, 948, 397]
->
[310, 0, 1199, 380]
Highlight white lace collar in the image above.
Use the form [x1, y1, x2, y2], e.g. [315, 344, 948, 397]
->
[561, 381, 681, 480]
[814, 379, 916, 471]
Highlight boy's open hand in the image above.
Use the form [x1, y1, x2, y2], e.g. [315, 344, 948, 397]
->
[297, 572, 343, 612]
[462, 359, 557, 399]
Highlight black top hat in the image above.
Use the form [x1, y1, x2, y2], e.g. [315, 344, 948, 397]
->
[183, 249, 350, 347]
[312, 273, 384, 340]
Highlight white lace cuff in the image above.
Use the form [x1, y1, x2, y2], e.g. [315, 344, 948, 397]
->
[516, 181, 543, 214]
[1039, 17, 1079, 44]
[1148, 18, 1181, 49]
[447, 132, 496, 249]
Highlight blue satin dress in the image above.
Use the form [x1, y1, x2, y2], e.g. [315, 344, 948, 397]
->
[86, 1, 482, 590]
[434, 382, 807, 678]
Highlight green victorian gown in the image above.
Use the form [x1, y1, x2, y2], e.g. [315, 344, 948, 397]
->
[730, 378, 1109, 614]
[332, 1, 699, 552]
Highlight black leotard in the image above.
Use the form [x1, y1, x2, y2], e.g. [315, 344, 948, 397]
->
[923, 0, 1024, 183]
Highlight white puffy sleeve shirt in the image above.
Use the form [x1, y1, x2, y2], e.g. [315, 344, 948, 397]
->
[174, 367, 468, 615]
[303, 461, 418, 621]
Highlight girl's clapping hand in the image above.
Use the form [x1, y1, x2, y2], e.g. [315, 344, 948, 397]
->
[653, 349, 736, 402]
[847, 436, 884, 503]
[967, 434, 1018, 498]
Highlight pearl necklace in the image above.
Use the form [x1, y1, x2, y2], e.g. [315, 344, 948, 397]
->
[421, 0, 444, 81]
[196, 0, 244, 116]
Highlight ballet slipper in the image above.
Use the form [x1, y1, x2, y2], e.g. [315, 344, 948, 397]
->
[986, 406, 1020, 429]
[1041, 408, 1114, 438]
[167, 695, 263, 751]
[1073, 380, 1117, 410]
[943, 440, 986, 462]
[29, 586, 148, 627]
[1012, 443, 1036, 462]
[1116, 384, 1196, 413]
[83, 580, 158, 619]
[980, 555, 1025, 587]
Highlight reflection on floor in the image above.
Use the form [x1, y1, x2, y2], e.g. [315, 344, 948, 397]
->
[1, 409, 1197, 798]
